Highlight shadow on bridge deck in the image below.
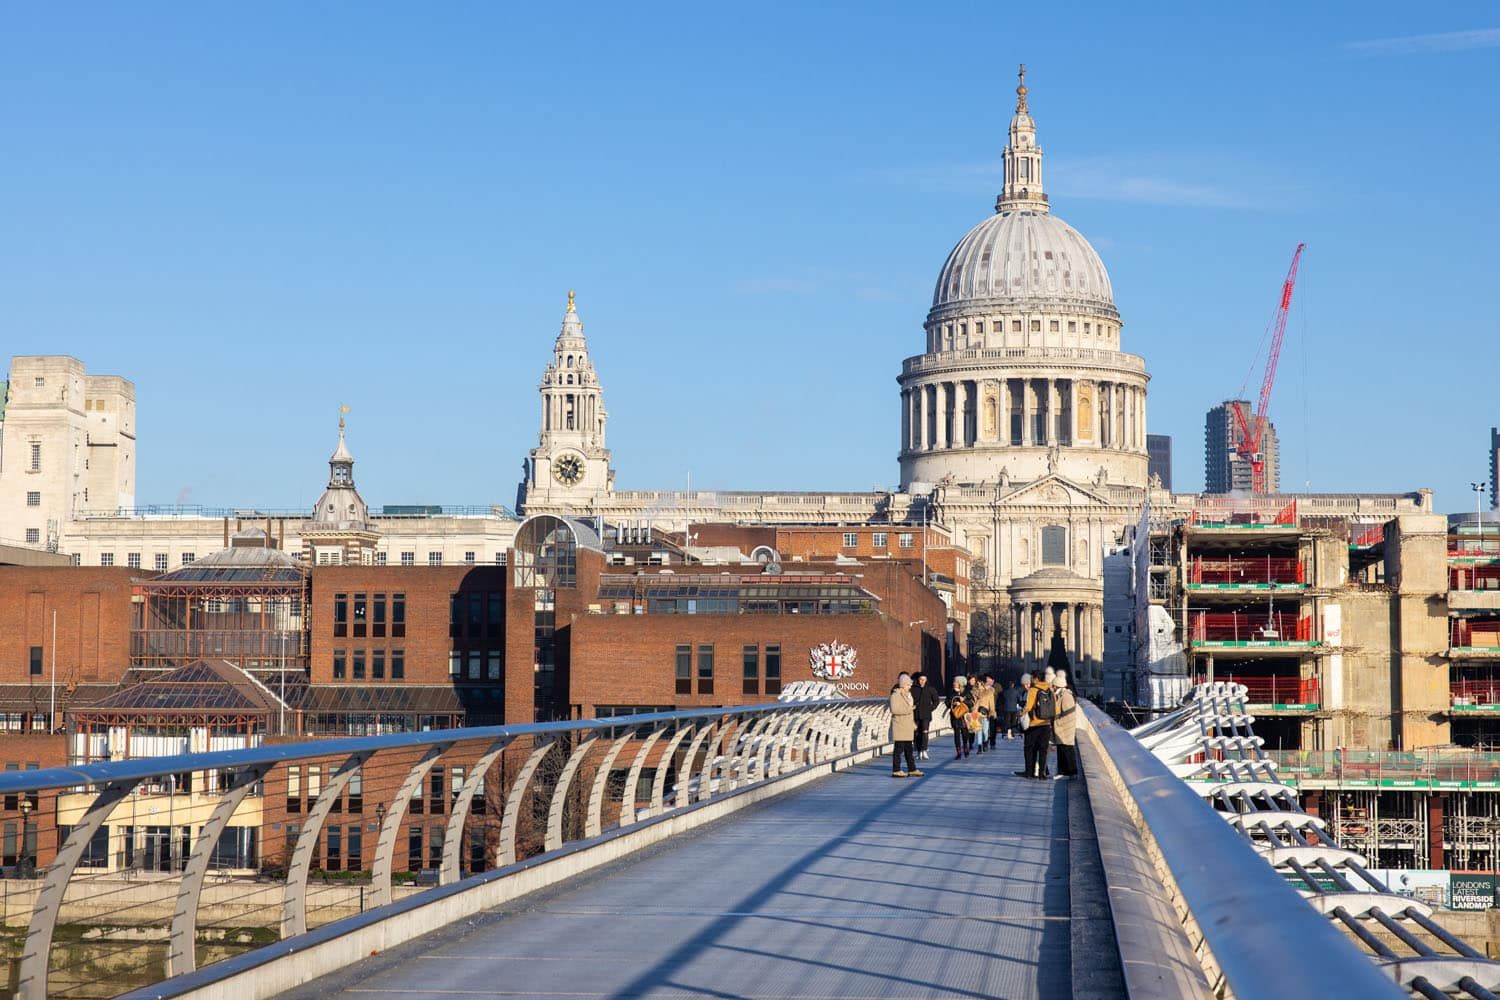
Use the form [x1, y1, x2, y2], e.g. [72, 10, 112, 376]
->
[281, 741, 1105, 1000]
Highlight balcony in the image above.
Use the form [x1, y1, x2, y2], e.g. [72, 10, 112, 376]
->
[1451, 679, 1500, 712]
[1191, 612, 1316, 648]
[1187, 556, 1306, 592]
[1265, 749, 1500, 788]
[1201, 675, 1320, 709]
[1450, 621, 1500, 658]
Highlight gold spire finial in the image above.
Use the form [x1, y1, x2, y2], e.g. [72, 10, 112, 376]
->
[1016, 63, 1028, 113]
[566, 289, 576, 314]
[338, 404, 350, 431]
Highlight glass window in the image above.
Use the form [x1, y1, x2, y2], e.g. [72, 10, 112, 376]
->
[29, 648, 42, 677]
[400, 551, 415, 566]
[487, 592, 504, 638]
[126, 552, 141, 569]
[25, 491, 40, 507]
[352, 651, 366, 680]
[742, 645, 758, 695]
[347, 825, 363, 869]
[468, 651, 481, 680]
[408, 826, 422, 867]
[392, 594, 406, 637]
[181, 552, 195, 565]
[24, 529, 39, 544]
[898, 533, 914, 548]
[428, 551, 442, 566]
[449, 652, 462, 678]
[765, 644, 781, 695]
[697, 645, 714, 695]
[371, 650, 385, 680]
[154, 553, 169, 571]
[100, 553, 114, 567]
[332, 650, 346, 680]
[675, 645, 691, 695]
[487, 651, 502, 680]
[465, 551, 476, 564]
[468, 593, 482, 635]
[373, 594, 386, 637]
[872, 532, 887, 548]
[334, 594, 348, 637]
[391, 649, 405, 680]
[353, 594, 367, 637]
[842, 532, 857, 548]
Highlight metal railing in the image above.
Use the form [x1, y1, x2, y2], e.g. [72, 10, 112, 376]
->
[1120, 684, 1500, 999]
[1192, 675, 1319, 706]
[0, 696, 893, 1000]
[1266, 749, 1500, 786]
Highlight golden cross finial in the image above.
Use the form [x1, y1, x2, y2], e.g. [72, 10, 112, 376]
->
[566, 289, 576, 314]
[338, 404, 350, 431]
[1016, 63, 1028, 113]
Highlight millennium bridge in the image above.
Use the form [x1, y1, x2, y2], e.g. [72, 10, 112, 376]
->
[1, 684, 1496, 999]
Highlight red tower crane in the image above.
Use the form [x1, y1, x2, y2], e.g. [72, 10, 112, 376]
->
[1231, 243, 1305, 494]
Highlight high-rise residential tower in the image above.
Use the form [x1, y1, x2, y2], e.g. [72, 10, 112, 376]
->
[1204, 400, 1278, 494]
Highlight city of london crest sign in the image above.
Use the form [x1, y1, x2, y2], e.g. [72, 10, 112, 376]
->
[809, 641, 858, 681]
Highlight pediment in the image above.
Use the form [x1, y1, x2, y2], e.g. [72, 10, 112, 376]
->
[995, 475, 1113, 508]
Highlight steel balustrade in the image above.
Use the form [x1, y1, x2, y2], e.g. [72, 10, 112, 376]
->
[0, 696, 900, 1000]
[1104, 683, 1500, 999]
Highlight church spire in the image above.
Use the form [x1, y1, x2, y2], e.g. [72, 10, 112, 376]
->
[996, 63, 1049, 214]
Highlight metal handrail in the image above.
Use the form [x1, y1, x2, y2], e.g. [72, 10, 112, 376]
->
[0, 697, 877, 795]
[6, 696, 893, 1000]
[1082, 700, 1404, 1000]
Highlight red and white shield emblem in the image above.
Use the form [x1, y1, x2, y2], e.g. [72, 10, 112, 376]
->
[809, 642, 858, 681]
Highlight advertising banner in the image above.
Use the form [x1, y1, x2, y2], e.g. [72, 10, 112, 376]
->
[1450, 873, 1498, 911]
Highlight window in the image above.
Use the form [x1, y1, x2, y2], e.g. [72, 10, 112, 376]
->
[33, 377, 44, 387]
[352, 651, 366, 680]
[25, 492, 39, 507]
[765, 644, 781, 695]
[373, 595, 387, 637]
[1041, 525, 1067, 566]
[428, 826, 444, 869]
[391, 649, 405, 680]
[872, 532, 887, 548]
[154, 553, 168, 571]
[428, 551, 442, 566]
[697, 645, 714, 695]
[181, 552, 195, 565]
[29, 648, 43, 677]
[468, 593, 482, 635]
[898, 533, 914, 548]
[326, 827, 342, 871]
[1068, 321, 1077, 332]
[429, 771, 444, 814]
[334, 594, 348, 637]
[487, 593, 503, 638]
[1085, 322, 1092, 334]
[30, 443, 41, 471]
[1049, 320, 1060, 332]
[376, 550, 388, 565]
[408, 826, 422, 866]
[449, 652, 462, 678]
[1030, 320, 1041, 332]
[842, 532, 857, 548]
[126, 552, 140, 569]
[371, 650, 385, 680]
[675, 645, 692, 695]
[347, 825, 363, 869]
[392, 594, 406, 637]
[487, 651, 501, 680]
[1011, 320, 1022, 332]
[100, 553, 114, 567]
[465, 551, 476, 565]
[24, 529, 39, 544]
[287, 766, 302, 813]
[468, 651, 481, 680]
[332, 651, 346, 680]
[742, 645, 759, 695]
[400, 551, 415, 566]
[353, 595, 367, 637]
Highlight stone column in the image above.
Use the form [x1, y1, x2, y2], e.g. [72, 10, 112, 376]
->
[1116, 388, 1126, 452]
[936, 382, 949, 449]
[957, 381, 970, 447]
[921, 384, 933, 450]
[996, 379, 1009, 444]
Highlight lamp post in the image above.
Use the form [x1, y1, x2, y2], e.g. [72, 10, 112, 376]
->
[1473, 482, 1487, 547]
[19, 798, 33, 877]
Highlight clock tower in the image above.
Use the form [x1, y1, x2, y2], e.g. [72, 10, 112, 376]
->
[520, 290, 614, 511]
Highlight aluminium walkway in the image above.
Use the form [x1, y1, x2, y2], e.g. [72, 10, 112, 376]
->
[280, 740, 1118, 1000]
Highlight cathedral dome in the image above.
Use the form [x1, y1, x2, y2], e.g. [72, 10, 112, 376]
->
[930, 209, 1114, 316]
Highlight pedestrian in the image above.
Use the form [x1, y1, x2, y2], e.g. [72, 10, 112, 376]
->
[983, 676, 1001, 749]
[889, 672, 922, 778]
[949, 675, 975, 759]
[971, 675, 997, 754]
[1053, 670, 1078, 780]
[1001, 679, 1024, 740]
[912, 672, 941, 761]
[1014, 670, 1057, 780]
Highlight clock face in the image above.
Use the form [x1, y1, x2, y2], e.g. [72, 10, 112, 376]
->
[554, 454, 584, 486]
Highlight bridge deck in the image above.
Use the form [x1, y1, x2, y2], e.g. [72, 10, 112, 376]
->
[285, 741, 1100, 999]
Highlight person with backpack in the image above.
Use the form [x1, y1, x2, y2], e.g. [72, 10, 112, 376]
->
[912, 672, 942, 761]
[889, 672, 922, 778]
[948, 675, 975, 759]
[1052, 670, 1079, 779]
[1015, 672, 1057, 779]
[1001, 679, 1025, 740]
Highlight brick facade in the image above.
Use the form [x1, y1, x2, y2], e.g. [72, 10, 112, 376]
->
[0, 567, 136, 686]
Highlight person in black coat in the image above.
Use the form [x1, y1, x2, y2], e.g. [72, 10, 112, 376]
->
[911, 672, 942, 761]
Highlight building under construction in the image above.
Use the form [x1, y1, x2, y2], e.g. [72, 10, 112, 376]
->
[1120, 499, 1500, 871]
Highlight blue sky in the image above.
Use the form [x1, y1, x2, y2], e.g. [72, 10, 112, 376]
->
[3, 4, 1497, 512]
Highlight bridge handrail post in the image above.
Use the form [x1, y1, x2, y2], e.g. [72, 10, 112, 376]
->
[498, 738, 557, 867]
[545, 737, 599, 852]
[283, 751, 372, 938]
[621, 725, 669, 826]
[371, 743, 452, 907]
[440, 736, 512, 885]
[168, 764, 271, 977]
[583, 732, 636, 839]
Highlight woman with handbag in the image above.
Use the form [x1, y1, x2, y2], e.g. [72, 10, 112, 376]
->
[948, 675, 975, 759]
[889, 672, 922, 778]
